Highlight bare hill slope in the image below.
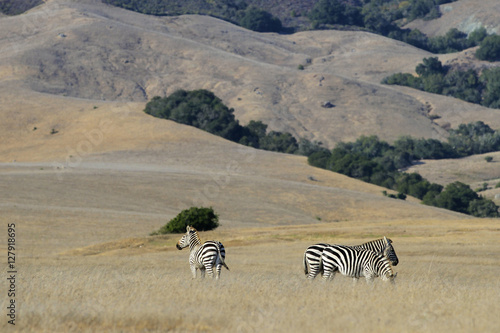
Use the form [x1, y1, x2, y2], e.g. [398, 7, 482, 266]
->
[405, 0, 500, 37]
[2, 0, 499, 149]
[0, 84, 466, 233]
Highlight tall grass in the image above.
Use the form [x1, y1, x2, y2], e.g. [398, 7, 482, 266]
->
[4, 242, 500, 332]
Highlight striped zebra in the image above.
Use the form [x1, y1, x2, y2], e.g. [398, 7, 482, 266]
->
[303, 237, 398, 280]
[176, 225, 229, 279]
[321, 244, 396, 282]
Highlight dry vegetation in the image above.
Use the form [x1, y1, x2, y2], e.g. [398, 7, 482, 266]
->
[1, 0, 500, 332]
[2, 219, 500, 332]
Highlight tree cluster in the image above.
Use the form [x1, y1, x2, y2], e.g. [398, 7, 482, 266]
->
[0, 0, 43, 15]
[383, 57, 500, 108]
[308, 134, 499, 218]
[144, 89, 303, 154]
[308, 1, 493, 56]
[103, 0, 498, 57]
[103, 0, 283, 33]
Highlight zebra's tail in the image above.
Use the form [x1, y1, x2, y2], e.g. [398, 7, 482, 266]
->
[217, 242, 229, 271]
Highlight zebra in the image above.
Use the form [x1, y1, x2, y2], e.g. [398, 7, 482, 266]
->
[176, 225, 229, 279]
[303, 237, 398, 280]
[321, 244, 396, 283]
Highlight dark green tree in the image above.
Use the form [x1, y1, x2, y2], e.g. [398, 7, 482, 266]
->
[475, 34, 500, 61]
[259, 131, 298, 154]
[480, 67, 500, 108]
[308, 0, 346, 26]
[429, 181, 479, 214]
[151, 207, 219, 235]
[239, 6, 282, 33]
[468, 199, 499, 218]
[416, 57, 445, 77]
[308, 150, 332, 169]
[468, 27, 488, 45]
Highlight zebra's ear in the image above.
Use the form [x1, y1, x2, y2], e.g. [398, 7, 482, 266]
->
[187, 225, 191, 232]
[384, 236, 390, 245]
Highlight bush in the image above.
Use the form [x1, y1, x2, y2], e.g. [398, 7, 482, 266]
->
[468, 199, 499, 218]
[309, 0, 347, 26]
[426, 181, 480, 215]
[475, 34, 500, 62]
[480, 67, 500, 108]
[151, 207, 219, 235]
[415, 57, 445, 77]
[240, 6, 282, 33]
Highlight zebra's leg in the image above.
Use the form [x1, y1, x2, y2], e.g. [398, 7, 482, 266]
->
[364, 274, 374, 284]
[215, 263, 222, 280]
[307, 265, 319, 280]
[200, 267, 206, 279]
[205, 264, 214, 279]
[323, 265, 335, 281]
[190, 265, 197, 279]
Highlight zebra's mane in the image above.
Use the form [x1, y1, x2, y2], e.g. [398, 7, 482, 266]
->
[186, 226, 203, 248]
[359, 237, 392, 246]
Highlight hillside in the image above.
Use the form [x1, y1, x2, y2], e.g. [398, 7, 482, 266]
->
[405, 0, 500, 36]
[2, 0, 500, 150]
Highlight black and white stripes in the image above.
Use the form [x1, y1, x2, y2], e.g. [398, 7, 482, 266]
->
[175, 226, 397, 283]
[321, 245, 395, 282]
[176, 225, 229, 279]
[303, 237, 398, 281]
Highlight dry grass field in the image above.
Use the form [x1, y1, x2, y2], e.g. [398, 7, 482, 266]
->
[1, 0, 500, 332]
[2, 216, 500, 332]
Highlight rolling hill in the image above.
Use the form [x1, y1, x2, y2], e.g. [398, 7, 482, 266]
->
[2, 0, 500, 150]
[1, 0, 499, 224]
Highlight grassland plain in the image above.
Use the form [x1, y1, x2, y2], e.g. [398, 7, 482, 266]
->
[1, 214, 500, 332]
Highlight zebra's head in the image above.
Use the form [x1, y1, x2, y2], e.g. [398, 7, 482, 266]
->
[378, 255, 397, 282]
[176, 225, 197, 250]
[383, 236, 399, 266]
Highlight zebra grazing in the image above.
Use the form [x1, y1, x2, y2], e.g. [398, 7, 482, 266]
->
[176, 225, 229, 279]
[303, 237, 398, 280]
[321, 244, 396, 283]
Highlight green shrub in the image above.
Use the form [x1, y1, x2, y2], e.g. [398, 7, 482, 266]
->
[468, 199, 500, 218]
[475, 34, 500, 62]
[239, 6, 282, 33]
[151, 207, 219, 235]
[485, 156, 493, 163]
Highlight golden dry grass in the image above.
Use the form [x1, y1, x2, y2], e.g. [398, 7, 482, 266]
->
[3, 220, 500, 332]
